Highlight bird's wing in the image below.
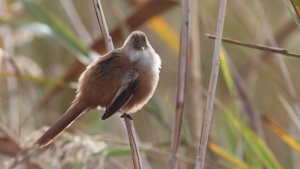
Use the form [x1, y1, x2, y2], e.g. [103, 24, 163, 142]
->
[101, 69, 139, 120]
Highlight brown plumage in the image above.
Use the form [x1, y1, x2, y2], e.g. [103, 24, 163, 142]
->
[35, 31, 161, 147]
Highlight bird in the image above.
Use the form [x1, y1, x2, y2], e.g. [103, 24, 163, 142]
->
[35, 31, 161, 147]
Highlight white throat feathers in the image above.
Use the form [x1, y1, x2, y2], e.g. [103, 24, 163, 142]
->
[122, 31, 161, 73]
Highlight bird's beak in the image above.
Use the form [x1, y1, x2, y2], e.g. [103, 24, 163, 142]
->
[140, 47, 144, 51]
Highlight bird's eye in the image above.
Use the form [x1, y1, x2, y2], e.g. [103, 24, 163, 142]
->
[134, 45, 138, 49]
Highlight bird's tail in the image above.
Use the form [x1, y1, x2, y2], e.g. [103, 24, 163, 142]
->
[35, 100, 88, 147]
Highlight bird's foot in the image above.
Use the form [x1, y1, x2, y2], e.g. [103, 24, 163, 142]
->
[120, 113, 133, 120]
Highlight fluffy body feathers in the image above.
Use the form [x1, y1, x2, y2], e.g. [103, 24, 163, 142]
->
[35, 31, 161, 147]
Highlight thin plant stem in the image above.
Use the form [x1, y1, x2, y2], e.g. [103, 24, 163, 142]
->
[92, 1, 142, 168]
[189, 0, 202, 142]
[244, 18, 296, 82]
[195, 0, 227, 168]
[168, 0, 192, 168]
[206, 34, 300, 59]
[254, 1, 300, 168]
[124, 116, 142, 169]
[92, 0, 114, 51]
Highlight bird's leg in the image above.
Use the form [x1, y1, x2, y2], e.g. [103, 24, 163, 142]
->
[120, 113, 133, 120]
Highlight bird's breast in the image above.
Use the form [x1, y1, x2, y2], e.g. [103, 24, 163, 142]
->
[121, 54, 160, 113]
[130, 50, 161, 74]
[121, 70, 159, 113]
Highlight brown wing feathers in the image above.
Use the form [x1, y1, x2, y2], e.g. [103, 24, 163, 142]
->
[36, 50, 137, 147]
[96, 53, 120, 77]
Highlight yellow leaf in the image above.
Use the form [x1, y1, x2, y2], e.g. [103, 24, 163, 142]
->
[147, 17, 179, 54]
[209, 142, 250, 169]
[132, 0, 179, 54]
[263, 116, 300, 152]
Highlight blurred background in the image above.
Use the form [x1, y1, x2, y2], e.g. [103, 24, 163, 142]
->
[1, 0, 300, 168]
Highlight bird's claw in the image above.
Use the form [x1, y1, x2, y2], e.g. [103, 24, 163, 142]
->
[120, 113, 133, 120]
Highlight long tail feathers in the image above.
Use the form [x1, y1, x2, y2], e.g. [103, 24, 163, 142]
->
[35, 101, 88, 148]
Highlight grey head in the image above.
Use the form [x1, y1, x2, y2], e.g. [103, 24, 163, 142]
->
[123, 31, 151, 51]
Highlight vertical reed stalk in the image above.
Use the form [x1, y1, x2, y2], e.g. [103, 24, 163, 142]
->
[92, 0, 142, 168]
[189, 0, 202, 142]
[168, 0, 192, 168]
[195, 0, 227, 168]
